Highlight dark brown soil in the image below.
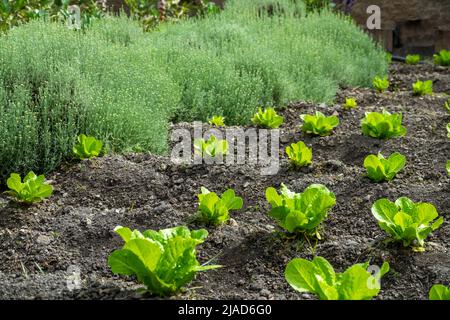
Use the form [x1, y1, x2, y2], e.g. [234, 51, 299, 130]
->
[0, 62, 449, 300]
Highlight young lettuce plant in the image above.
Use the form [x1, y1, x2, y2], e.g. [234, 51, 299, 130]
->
[108, 226, 220, 296]
[433, 49, 450, 67]
[405, 54, 420, 65]
[265, 183, 336, 238]
[5, 171, 53, 204]
[447, 123, 450, 139]
[412, 80, 433, 96]
[285, 141, 312, 168]
[343, 98, 357, 110]
[372, 197, 444, 251]
[429, 284, 450, 300]
[197, 187, 243, 225]
[447, 160, 450, 176]
[300, 111, 339, 136]
[194, 135, 228, 158]
[445, 99, 450, 113]
[372, 76, 389, 93]
[73, 134, 103, 160]
[251, 107, 284, 129]
[285, 256, 389, 300]
[361, 110, 407, 139]
[208, 115, 225, 127]
[364, 152, 406, 182]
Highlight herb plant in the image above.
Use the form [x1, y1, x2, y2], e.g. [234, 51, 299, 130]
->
[405, 54, 420, 65]
[208, 115, 225, 127]
[251, 107, 284, 129]
[285, 141, 312, 168]
[433, 49, 450, 67]
[372, 76, 389, 93]
[5, 171, 53, 204]
[73, 134, 103, 160]
[197, 187, 243, 225]
[265, 183, 336, 238]
[371, 197, 443, 251]
[343, 98, 357, 110]
[429, 284, 450, 300]
[285, 256, 390, 300]
[300, 111, 339, 136]
[361, 110, 407, 139]
[364, 152, 406, 182]
[194, 135, 229, 158]
[412, 80, 433, 96]
[108, 225, 220, 296]
[386, 53, 392, 64]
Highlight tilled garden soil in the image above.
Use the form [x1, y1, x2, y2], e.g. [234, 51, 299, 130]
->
[0, 62, 449, 300]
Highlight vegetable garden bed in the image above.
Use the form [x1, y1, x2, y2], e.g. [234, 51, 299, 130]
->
[0, 61, 448, 300]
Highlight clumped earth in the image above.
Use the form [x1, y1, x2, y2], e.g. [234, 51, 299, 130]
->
[0, 62, 449, 300]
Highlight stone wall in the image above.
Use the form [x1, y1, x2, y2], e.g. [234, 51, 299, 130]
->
[350, 0, 450, 55]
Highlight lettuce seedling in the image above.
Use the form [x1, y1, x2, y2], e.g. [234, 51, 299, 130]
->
[251, 107, 284, 129]
[343, 98, 357, 110]
[73, 134, 103, 160]
[405, 54, 420, 65]
[5, 171, 53, 204]
[285, 256, 389, 300]
[194, 135, 228, 158]
[361, 110, 407, 139]
[300, 111, 339, 136]
[285, 141, 312, 168]
[197, 187, 243, 225]
[429, 284, 450, 300]
[445, 100, 450, 113]
[447, 123, 450, 139]
[265, 183, 336, 237]
[364, 152, 406, 182]
[108, 226, 220, 296]
[412, 80, 433, 96]
[208, 115, 225, 127]
[372, 76, 389, 93]
[433, 49, 450, 67]
[447, 160, 450, 176]
[372, 197, 444, 251]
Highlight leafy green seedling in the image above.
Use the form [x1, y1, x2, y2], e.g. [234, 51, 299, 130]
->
[447, 123, 450, 139]
[300, 111, 339, 136]
[285, 256, 389, 300]
[343, 98, 357, 110]
[412, 80, 433, 96]
[265, 183, 336, 238]
[197, 187, 243, 225]
[447, 160, 450, 176]
[405, 54, 420, 65]
[445, 99, 450, 113]
[373, 76, 389, 93]
[251, 107, 284, 129]
[285, 141, 312, 168]
[73, 134, 103, 160]
[194, 135, 228, 158]
[5, 171, 53, 204]
[361, 110, 407, 139]
[208, 115, 225, 127]
[364, 152, 406, 182]
[372, 197, 443, 251]
[429, 284, 450, 300]
[433, 49, 450, 67]
[108, 226, 220, 296]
